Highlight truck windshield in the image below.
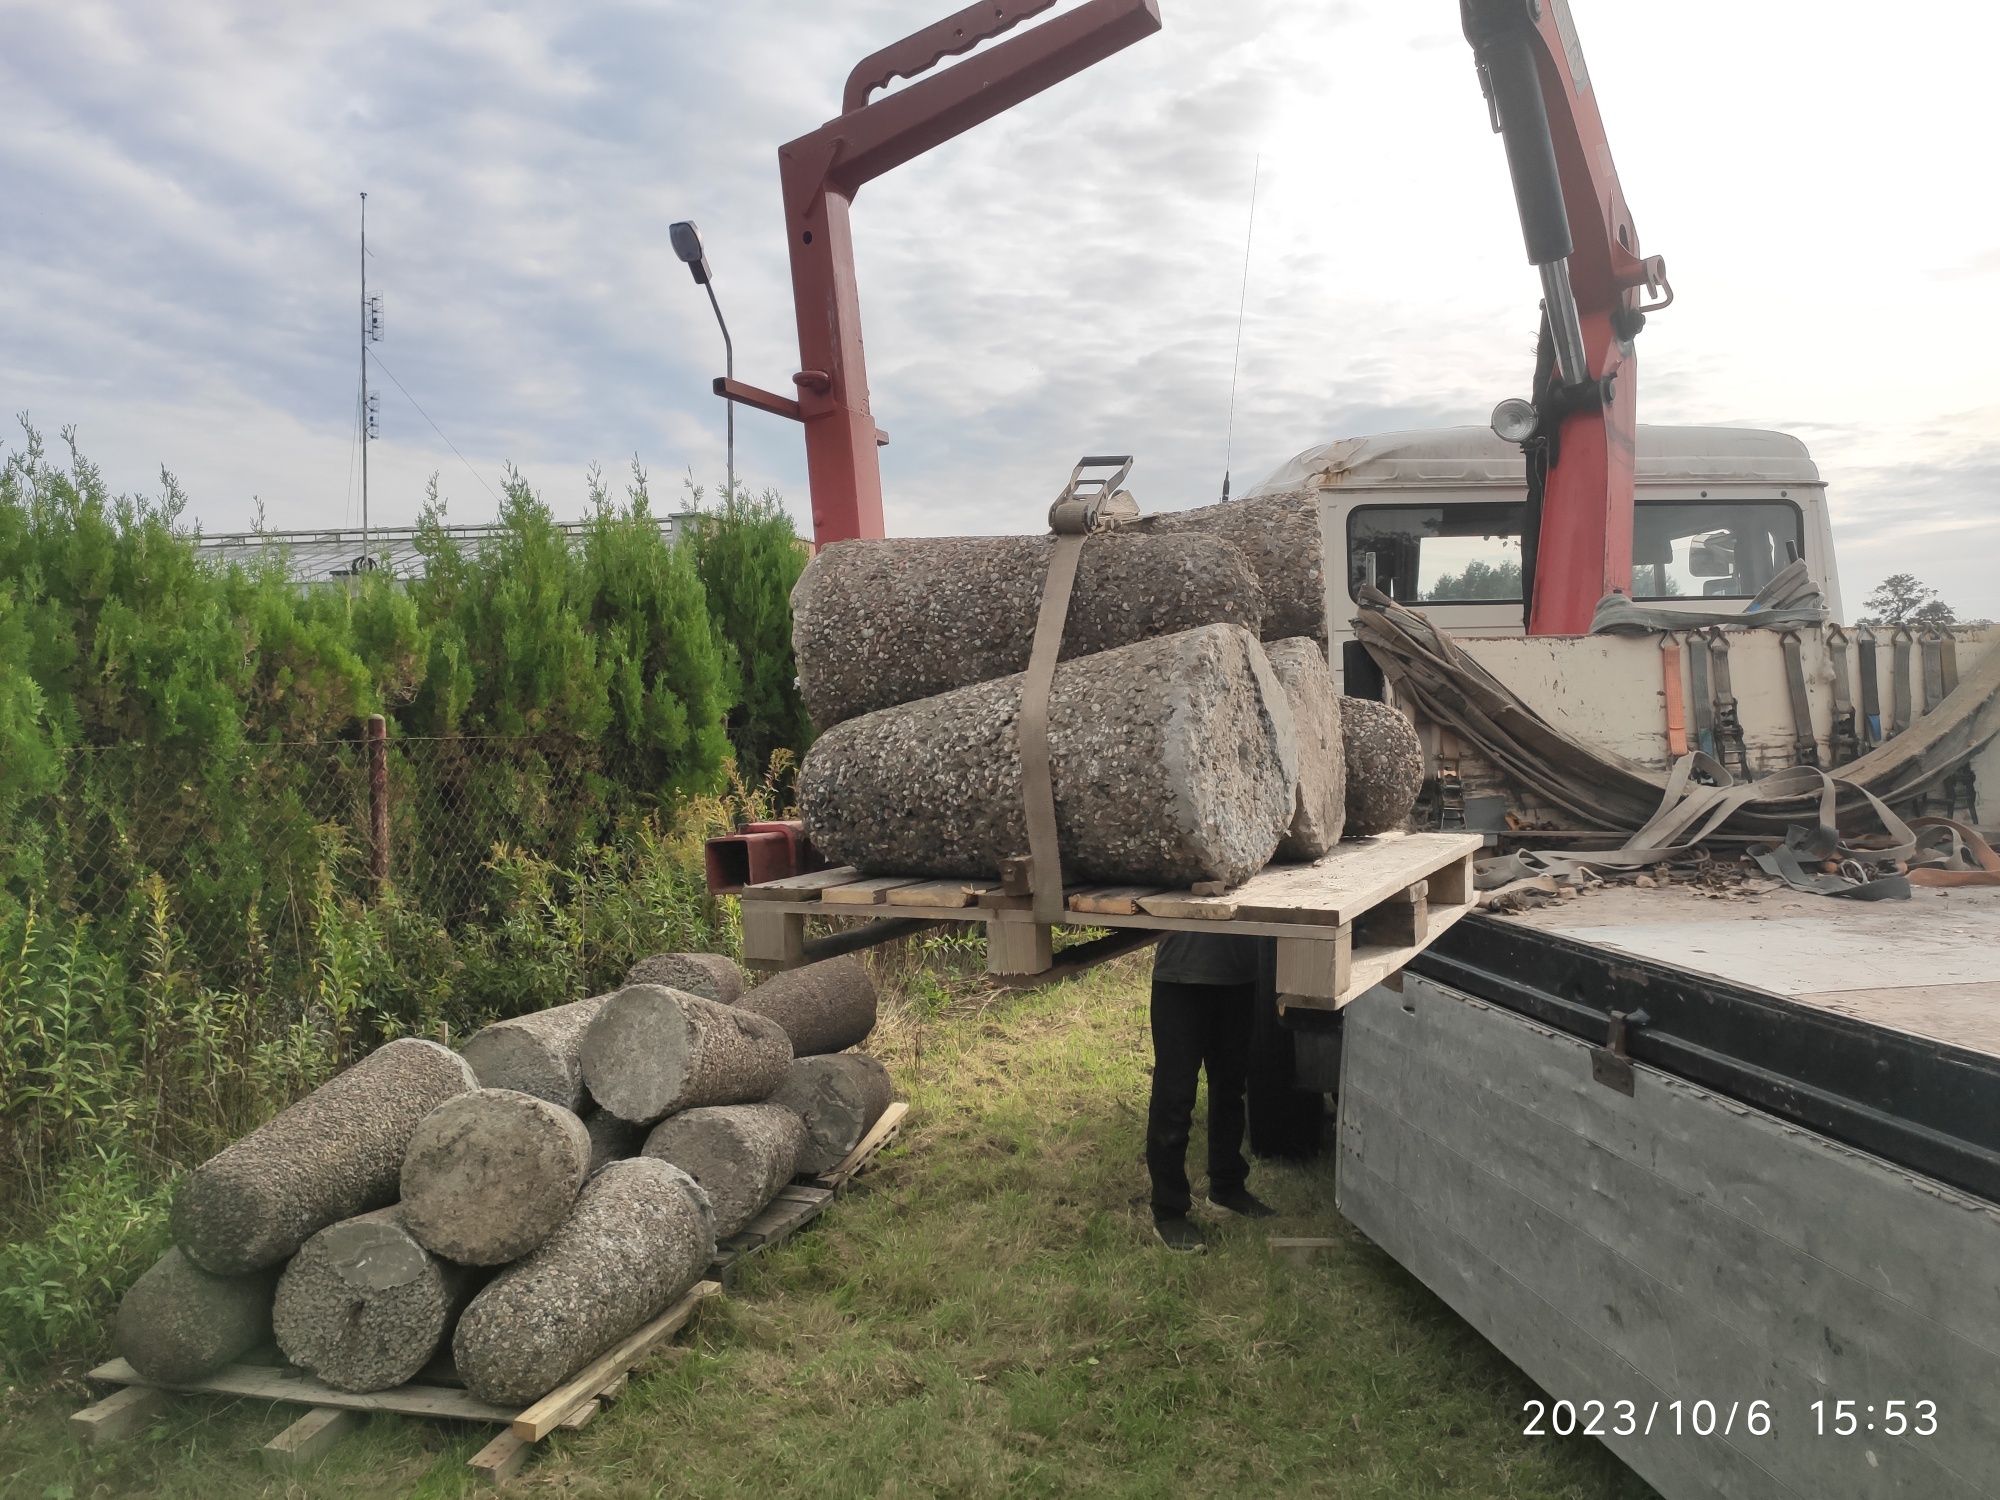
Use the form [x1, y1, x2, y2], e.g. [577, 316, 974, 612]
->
[1347, 499, 1805, 604]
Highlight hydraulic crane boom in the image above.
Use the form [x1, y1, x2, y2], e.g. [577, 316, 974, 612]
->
[1461, 0, 1671, 635]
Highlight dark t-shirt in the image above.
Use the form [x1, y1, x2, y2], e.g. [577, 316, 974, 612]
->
[1152, 931, 1262, 986]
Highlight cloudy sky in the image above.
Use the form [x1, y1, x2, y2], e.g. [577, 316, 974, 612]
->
[5, 0, 1998, 617]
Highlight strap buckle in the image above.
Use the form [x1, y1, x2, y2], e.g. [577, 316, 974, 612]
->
[1590, 1008, 1650, 1096]
[1049, 455, 1137, 534]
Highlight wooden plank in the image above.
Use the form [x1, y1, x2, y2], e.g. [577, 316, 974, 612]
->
[820, 876, 926, 907]
[739, 902, 806, 969]
[263, 1406, 361, 1470]
[1354, 882, 1427, 949]
[1339, 981, 2000, 1499]
[886, 879, 994, 909]
[1429, 852, 1475, 907]
[1140, 834, 1482, 926]
[814, 1100, 909, 1190]
[69, 1384, 166, 1446]
[1135, 889, 1239, 920]
[1066, 886, 1164, 916]
[990, 928, 1160, 988]
[710, 1186, 833, 1278]
[740, 866, 862, 901]
[1273, 927, 1351, 1009]
[985, 916, 1052, 976]
[510, 1280, 720, 1441]
[468, 1428, 534, 1484]
[85, 1359, 518, 1423]
[1275, 899, 1473, 1015]
[1267, 1236, 1342, 1267]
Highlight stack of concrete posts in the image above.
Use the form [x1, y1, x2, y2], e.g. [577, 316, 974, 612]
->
[791, 525, 1424, 883]
[114, 953, 901, 1406]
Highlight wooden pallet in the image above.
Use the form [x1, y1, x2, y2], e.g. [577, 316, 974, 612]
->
[740, 834, 1482, 1015]
[72, 1280, 719, 1483]
[67, 1101, 912, 1483]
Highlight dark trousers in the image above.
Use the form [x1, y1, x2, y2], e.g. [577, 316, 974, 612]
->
[1146, 979, 1253, 1217]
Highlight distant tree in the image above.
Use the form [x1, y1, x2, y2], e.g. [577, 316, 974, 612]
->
[1861, 572, 1958, 628]
[1425, 558, 1522, 602]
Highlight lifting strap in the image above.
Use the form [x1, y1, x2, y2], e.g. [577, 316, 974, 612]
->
[1018, 458, 1137, 924]
[1942, 632, 1961, 694]
[1890, 626, 1914, 736]
[1826, 625, 1860, 766]
[1908, 816, 2000, 887]
[1921, 631, 1948, 715]
[1780, 629, 1819, 767]
[1856, 625, 1882, 747]
[1685, 629, 1716, 757]
[1706, 628, 1749, 777]
[1659, 634, 1689, 757]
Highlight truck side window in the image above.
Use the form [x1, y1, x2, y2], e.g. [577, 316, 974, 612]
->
[1632, 501, 1805, 599]
[1347, 504, 1525, 603]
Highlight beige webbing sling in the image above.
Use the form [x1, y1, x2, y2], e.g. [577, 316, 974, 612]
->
[1017, 457, 1138, 924]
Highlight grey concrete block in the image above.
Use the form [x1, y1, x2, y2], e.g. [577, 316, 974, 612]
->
[398, 1089, 591, 1266]
[451, 1158, 716, 1406]
[171, 1038, 477, 1274]
[769, 1053, 895, 1176]
[459, 993, 613, 1112]
[623, 953, 746, 1004]
[734, 956, 877, 1057]
[641, 1103, 809, 1239]
[580, 985, 793, 1125]
[272, 1206, 468, 1393]
[1265, 638, 1345, 859]
[792, 532, 1264, 727]
[798, 624, 1297, 888]
[113, 1248, 276, 1384]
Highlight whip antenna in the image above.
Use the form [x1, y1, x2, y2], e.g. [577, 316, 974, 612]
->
[1222, 152, 1261, 502]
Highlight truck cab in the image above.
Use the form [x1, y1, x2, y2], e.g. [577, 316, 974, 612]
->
[1244, 424, 1842, 693]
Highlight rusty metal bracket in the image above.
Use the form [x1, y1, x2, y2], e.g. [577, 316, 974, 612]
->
[1589, 1007, 1650, 1095]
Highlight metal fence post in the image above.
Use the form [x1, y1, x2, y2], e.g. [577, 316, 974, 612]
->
[367, 714, 389, 895]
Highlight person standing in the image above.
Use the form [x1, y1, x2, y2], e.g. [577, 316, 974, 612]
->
[1146, 931, 1277, 1252]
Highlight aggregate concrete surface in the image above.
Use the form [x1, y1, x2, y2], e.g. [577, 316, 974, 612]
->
[1341, 695, 1425, 835]
[641, 1102, 809, 1239]
[272, 1206, 468, 1392]
[459, 993, 613, 1112]
[1131, 489, 1325, 642]
[798, 624, 1298, 888]
[171, 1038, 477, 1274]
[623, 952, 746, 1004]
[399, 1089, 591, 1266]
[792, 532, 1265, 726]
[770, 1053, 895, 1176]
[581, 985, 793, 1124]
[451, 1157, 716, 1405]
[112, 1247, 277, 1383]
[1265, 638, 1346, 859]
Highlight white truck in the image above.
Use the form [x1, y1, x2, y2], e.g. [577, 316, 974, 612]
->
[1259, 425, 2000, 1498]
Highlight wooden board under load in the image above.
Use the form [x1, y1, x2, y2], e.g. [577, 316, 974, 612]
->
[740, 832, 1482, 1016]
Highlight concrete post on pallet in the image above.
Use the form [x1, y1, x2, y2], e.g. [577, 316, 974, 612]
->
[366, 714, 389, 896]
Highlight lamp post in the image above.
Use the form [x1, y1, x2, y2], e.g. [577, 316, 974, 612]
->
[670, 220, 734, 501]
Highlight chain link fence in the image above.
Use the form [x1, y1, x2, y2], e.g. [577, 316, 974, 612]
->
[18, 728, 646, 995]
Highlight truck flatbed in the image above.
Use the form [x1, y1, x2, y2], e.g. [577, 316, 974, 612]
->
[1502, 883, 2000, 1057]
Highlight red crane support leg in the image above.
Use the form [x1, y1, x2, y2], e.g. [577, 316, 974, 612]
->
[778, 182, 884, 545]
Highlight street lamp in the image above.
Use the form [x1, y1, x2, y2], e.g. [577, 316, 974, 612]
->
[670, 220, 734, 501]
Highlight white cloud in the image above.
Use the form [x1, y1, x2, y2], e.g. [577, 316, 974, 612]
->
[4, 0, 1999, 619]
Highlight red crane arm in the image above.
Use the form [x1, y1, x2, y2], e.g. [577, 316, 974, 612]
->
[718, 0, 1161, 547]
[1463, 0, 1670, 635]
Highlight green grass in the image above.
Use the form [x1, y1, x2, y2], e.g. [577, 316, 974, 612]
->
[0, 957, 1652, 1499]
